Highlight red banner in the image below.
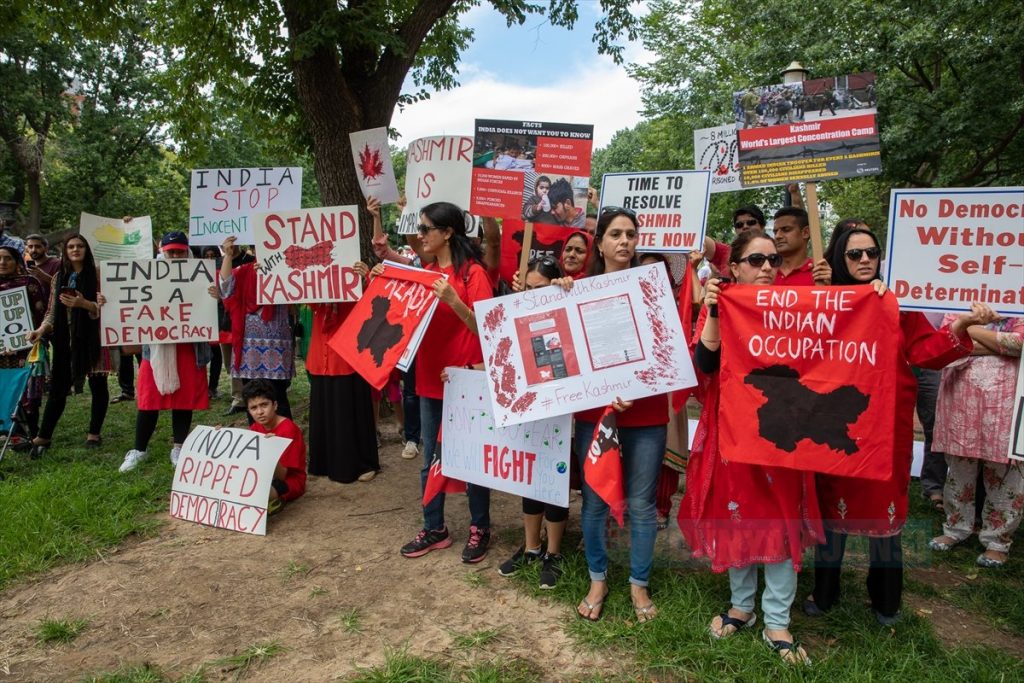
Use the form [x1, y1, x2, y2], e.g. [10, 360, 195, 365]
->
[718, 285, 899, 479]
[329, 264, 440, 389]
[584, 406, 626, 526]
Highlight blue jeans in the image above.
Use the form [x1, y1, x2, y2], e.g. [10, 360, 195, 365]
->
[402, 360, 421, 444]
[574, 421, 666, 586]
[729, 560, 797, 630]
[420, 396, 490, 531]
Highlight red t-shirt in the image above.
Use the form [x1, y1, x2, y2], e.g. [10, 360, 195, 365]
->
[575, 394, 669, 428]
[251, 417, 307, 502]
[775, 258, 814, 285]
[415, 261, 492, 400]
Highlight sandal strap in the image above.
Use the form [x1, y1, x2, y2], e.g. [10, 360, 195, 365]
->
[718, 612, 752, 630]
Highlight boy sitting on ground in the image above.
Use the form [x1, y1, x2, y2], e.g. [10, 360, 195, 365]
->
[243, 379, 306, 513]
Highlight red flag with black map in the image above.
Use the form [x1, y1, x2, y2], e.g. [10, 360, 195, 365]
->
[329, 262, 440, 389]
[718, 284, 899, 479]
[584, 405, 626, 526]
[422, 427, 466, 506]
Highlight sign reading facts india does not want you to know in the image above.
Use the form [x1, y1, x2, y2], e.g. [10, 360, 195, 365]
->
[100, 259, 218, 346]
[885, 187, 1024, 316]
[189, 167, 302, 246]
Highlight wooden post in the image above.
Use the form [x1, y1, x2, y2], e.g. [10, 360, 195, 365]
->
[517, 221, 534, 290]
[804, 181, 824, 261]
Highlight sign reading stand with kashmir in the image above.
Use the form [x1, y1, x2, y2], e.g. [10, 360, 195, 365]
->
[476, 262, 696, 427]
[441, 368, 572, 507]
[170, 425, 292, 536]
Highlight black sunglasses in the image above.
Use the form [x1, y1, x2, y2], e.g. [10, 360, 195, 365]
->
[734, 218, 761, 229]
[417, 223, 442, 236]
[737, 253, 783, 268]
[600, 205, 637, 220]
[845, 247, 881, 261]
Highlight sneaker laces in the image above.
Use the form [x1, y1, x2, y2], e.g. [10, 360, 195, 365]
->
[466, 526, 485, 549]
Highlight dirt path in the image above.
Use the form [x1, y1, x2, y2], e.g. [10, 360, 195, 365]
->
[0, 432, 624, 682]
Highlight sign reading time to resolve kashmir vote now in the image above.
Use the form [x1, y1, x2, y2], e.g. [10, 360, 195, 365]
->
[252, 205, 362, 305]
[442, 369, 572, 507]
[599, 170, 711, 253]
[189, 167, 302, 246]
[885, 187, 1024, 316]
[100, 259, 218, 346]
[475, 263, 696, 427]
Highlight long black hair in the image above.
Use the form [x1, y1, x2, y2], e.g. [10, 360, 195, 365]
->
[824, 217, 867, 264]
[420, 201, 484, 276]
[587, 208, 640, 276]
[526, 255, 564, 282]
[54, 234, 101, 381]
[828, 228, 880, 285]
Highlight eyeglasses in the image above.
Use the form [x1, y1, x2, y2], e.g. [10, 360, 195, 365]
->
[600, 205, 637, 220]
[417, 223, 441, 236]
[845, 247, 881, 261]
[736, 253, 783, 268]
[734, 218, 761, 230]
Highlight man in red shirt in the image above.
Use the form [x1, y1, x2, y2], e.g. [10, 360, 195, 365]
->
[772, 207, 831, 285]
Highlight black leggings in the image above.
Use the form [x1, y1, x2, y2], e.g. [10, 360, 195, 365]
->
[38, 373, 109, 440]
[135, 409, 193, 452]
[813, 529, 903, 617]
[522, 498, 569, 523]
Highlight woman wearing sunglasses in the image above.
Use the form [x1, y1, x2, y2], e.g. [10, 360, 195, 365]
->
[680, 230, 822, 665]
[807, 228, 996, 625]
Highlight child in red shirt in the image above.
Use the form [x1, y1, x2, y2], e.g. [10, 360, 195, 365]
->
[243, 379, 307, 511]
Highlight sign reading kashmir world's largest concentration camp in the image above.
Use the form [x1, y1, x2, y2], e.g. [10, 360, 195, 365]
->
[885, 187, 1024, 316]
[475, 263, 696, 428]
[693, 125, 744, 193]
[599, 170, 711, 253]
[79, 213, 154, 261]
[349, 127, 400, 204]
[734, 72, 881, 187]
[398, 135, 475, 235]
[189, 167, 302, 246]
[0, 286, 33, 354]
[718, 285, 899, 479]
[252, 206, 362, 305]
[441, 369, 572, 507]
[170, 426, 292, 536]
[100, 259, 218, 346]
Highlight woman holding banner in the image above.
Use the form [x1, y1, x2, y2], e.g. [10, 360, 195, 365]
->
[27, 235, 112, 457]
[808, 227, 995, 624]
[680, 231, 821, 665]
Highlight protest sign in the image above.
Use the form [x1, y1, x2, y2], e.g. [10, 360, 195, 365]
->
[349, 127, 400, 204]
[717, 285, 898, 479]
[79, 213, 154, 261]
[100, 259, 218, 346]
[0, 286, 33, 354]
[471, 120, 593, 220]
[252, 205, 362, 305]
[734, 72, 880, 187]
[441, 368, 572, 507]
[189, 167, 302, 246]
[885, 187, 1024, 316]
[476, 262, 696, 427]
[329, 261, 441, 389]
[1009, 357, 1024, 462]
[398, 135, 474, 234]
[693, 125, 744, 193]
[599, 170, 711, 253]
[498, 219, 591, 285]
[170, 425, 291, 535]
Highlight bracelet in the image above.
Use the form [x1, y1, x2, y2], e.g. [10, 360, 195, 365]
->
[461, 309, 474, 323]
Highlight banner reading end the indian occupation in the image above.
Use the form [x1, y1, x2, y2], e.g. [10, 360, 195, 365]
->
[718, 285, 899, 480]
[885, 187, 1024, 317]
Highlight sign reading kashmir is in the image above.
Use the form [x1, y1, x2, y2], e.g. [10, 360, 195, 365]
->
[252, 206, 362, 305]
[718, 285, 898, 479]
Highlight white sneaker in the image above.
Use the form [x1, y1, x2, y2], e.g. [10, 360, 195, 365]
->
[119, 449, 148, 473]
[170, 445, 182, 467]
[401, 441, 419, 460]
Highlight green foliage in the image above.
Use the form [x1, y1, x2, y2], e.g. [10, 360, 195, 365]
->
[35, 617, 89, 644]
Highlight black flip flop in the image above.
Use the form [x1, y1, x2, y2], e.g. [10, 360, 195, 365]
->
[710, 611, 757, 638]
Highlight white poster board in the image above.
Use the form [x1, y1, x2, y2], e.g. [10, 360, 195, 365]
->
[441, 368, 572, 506]
[599, 170, 711, 252]
[349, 127, 400, 204]
[885, 187, 1024, 316]
[170, 426, 291, 536]
[79, 213, 154, 261]
[189, 167, 302, 246]
[475, 263, 697, 427]
[252, 206, 363, 305]
[100, 259, 218, 346]
[398, 136, 474, 234]
[693, 125, 744, 194]
[1010, 358, 1024, 462]
[0, 286, 33, 354]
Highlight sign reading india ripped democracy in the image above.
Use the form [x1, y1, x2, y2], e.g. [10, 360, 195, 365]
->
[475, 262, 697, 428]
[734, 72, 881, 187]
[471, 120, 594, 220]
[442, 368, 572, 507]
[599, 171, 711, 253]
[885, 187, 1024, 316]
[189, 167, 302, 246]
[100, 259, 218, 346]
[171, 425, 292, 536]
[252, 206, 362, 305]
[398, 136, 474, 235]
[718, 285, 899, 480]
[0, 286, 33, 354]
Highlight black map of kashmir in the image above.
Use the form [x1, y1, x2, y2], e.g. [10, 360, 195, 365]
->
[744, 365, 869, 455]
[356, 296, 403, 366]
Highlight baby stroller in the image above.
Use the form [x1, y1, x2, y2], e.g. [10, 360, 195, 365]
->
[0, 342, 48, 477]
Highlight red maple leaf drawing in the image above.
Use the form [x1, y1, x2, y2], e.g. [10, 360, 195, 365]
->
[359, 144, 385, 181]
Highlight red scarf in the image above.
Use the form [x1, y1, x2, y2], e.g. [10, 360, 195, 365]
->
[223, 262, 274, 372]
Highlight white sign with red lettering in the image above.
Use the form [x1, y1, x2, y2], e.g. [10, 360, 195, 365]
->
[442, 368, 571, 506]
[599, 170, 711, 253]
[188, 167, 302, 246]
[885, 187, 1024, 316]
[398, 136, 474, 234]
[170, 426, 291, 536]
[252, 205, 363, 305]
